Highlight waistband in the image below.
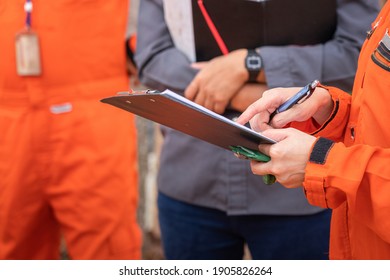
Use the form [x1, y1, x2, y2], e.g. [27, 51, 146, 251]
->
[0, 76, 129, 107]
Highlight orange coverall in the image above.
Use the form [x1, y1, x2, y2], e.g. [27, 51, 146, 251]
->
[0, 1, 141, 259]
[294, 2, 390, 259]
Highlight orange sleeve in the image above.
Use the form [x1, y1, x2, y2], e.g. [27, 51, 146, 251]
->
[290, 84, 351, 142]
[304, 141, 390, 244]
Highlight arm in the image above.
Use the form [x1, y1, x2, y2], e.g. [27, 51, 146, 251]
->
[304, 140, 390, 244]
[229, 83, 268, 113]
[134, 0, 197, 93]
[135, 1, 267, 113]
[184, 49, 249, 114]
[259, 0, 379, 91]
[184, 49, 269, 114]
[185, 0, 379, 114]
[247, 128, 390, 244]
[135, 1, 254, 112]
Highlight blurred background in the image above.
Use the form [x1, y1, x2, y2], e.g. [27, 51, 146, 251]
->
[128, 0, 164, 259]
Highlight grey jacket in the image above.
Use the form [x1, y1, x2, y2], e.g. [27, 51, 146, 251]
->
[135, 0, 379, 215]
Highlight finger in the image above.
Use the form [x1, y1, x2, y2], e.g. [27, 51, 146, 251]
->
[250, 160, 272, 176]
[191, 62, 207, 69]
[249, 112, 273, 132]
[194, 90, 206, 107]
[203, 96, 214, 111]
[269, 110, 296, 128]
[258, 143, 272, 157]
[257, 122, 274, 132]
[236, 99, 265, 125]
[185, 83, 198, 101]
[257, 129, 292, 155]
[270, 101, 314, 128]
[236, 92, 282, 125]
[261, 128, 291, 142]
[213, 101, 226, 114]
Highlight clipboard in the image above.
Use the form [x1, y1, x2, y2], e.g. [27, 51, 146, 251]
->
[100, 89, 276, 151]
[101, 89, 277, 184]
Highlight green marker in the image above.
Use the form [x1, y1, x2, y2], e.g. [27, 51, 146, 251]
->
[230, 145, 276, 185]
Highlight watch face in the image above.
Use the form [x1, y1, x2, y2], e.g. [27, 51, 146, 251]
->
[247, 55, 262, 70]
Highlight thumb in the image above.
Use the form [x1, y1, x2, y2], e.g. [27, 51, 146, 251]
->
[191, 62, 207, 69]
[261, 128, 290, 142]
[258, 129, 290, 156]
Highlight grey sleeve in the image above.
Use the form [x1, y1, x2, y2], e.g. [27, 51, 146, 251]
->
[134, 0, 197, 94]
[259, 0, 380, 91]
[126, 0, 138, 38]
[136, 0, 380, 93]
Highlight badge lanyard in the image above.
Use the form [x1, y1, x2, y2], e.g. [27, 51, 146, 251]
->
[25, 0, 33, 29]
[197, 0, 229, 56]
[15, 0, 42, 76]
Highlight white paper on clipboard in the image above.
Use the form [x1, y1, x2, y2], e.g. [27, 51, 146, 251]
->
[163, 0, 196, 62]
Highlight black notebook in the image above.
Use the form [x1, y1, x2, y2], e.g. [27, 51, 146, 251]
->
[189, 0, 337, 61]
[101, 90, 275, 151]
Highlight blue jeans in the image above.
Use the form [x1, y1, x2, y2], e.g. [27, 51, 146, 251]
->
[158, 192, 331, 260]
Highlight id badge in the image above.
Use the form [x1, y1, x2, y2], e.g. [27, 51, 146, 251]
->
[15, 29, 42, 76]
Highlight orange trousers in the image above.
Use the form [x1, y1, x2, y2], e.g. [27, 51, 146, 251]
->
[0, 87, 141, 259]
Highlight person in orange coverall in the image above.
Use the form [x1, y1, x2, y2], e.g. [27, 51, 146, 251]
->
[237, 1, 390, 259]
[0, 0, 141, 259]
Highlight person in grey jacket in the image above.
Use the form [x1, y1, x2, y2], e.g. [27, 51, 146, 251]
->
[135, 0, 379, 259]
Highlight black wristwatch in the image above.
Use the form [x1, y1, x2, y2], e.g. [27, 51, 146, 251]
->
[245, 49, 263, 82]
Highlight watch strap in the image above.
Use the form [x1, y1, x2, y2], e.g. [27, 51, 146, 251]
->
[246, 49, 262, 82]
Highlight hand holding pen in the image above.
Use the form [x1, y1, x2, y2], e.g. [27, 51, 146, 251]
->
[234, 80, 334, 186]
[236, 79, 334, 132]
[268, 80, 319, 121]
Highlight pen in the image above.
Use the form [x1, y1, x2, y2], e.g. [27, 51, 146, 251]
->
[269, 80, 319, 121]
